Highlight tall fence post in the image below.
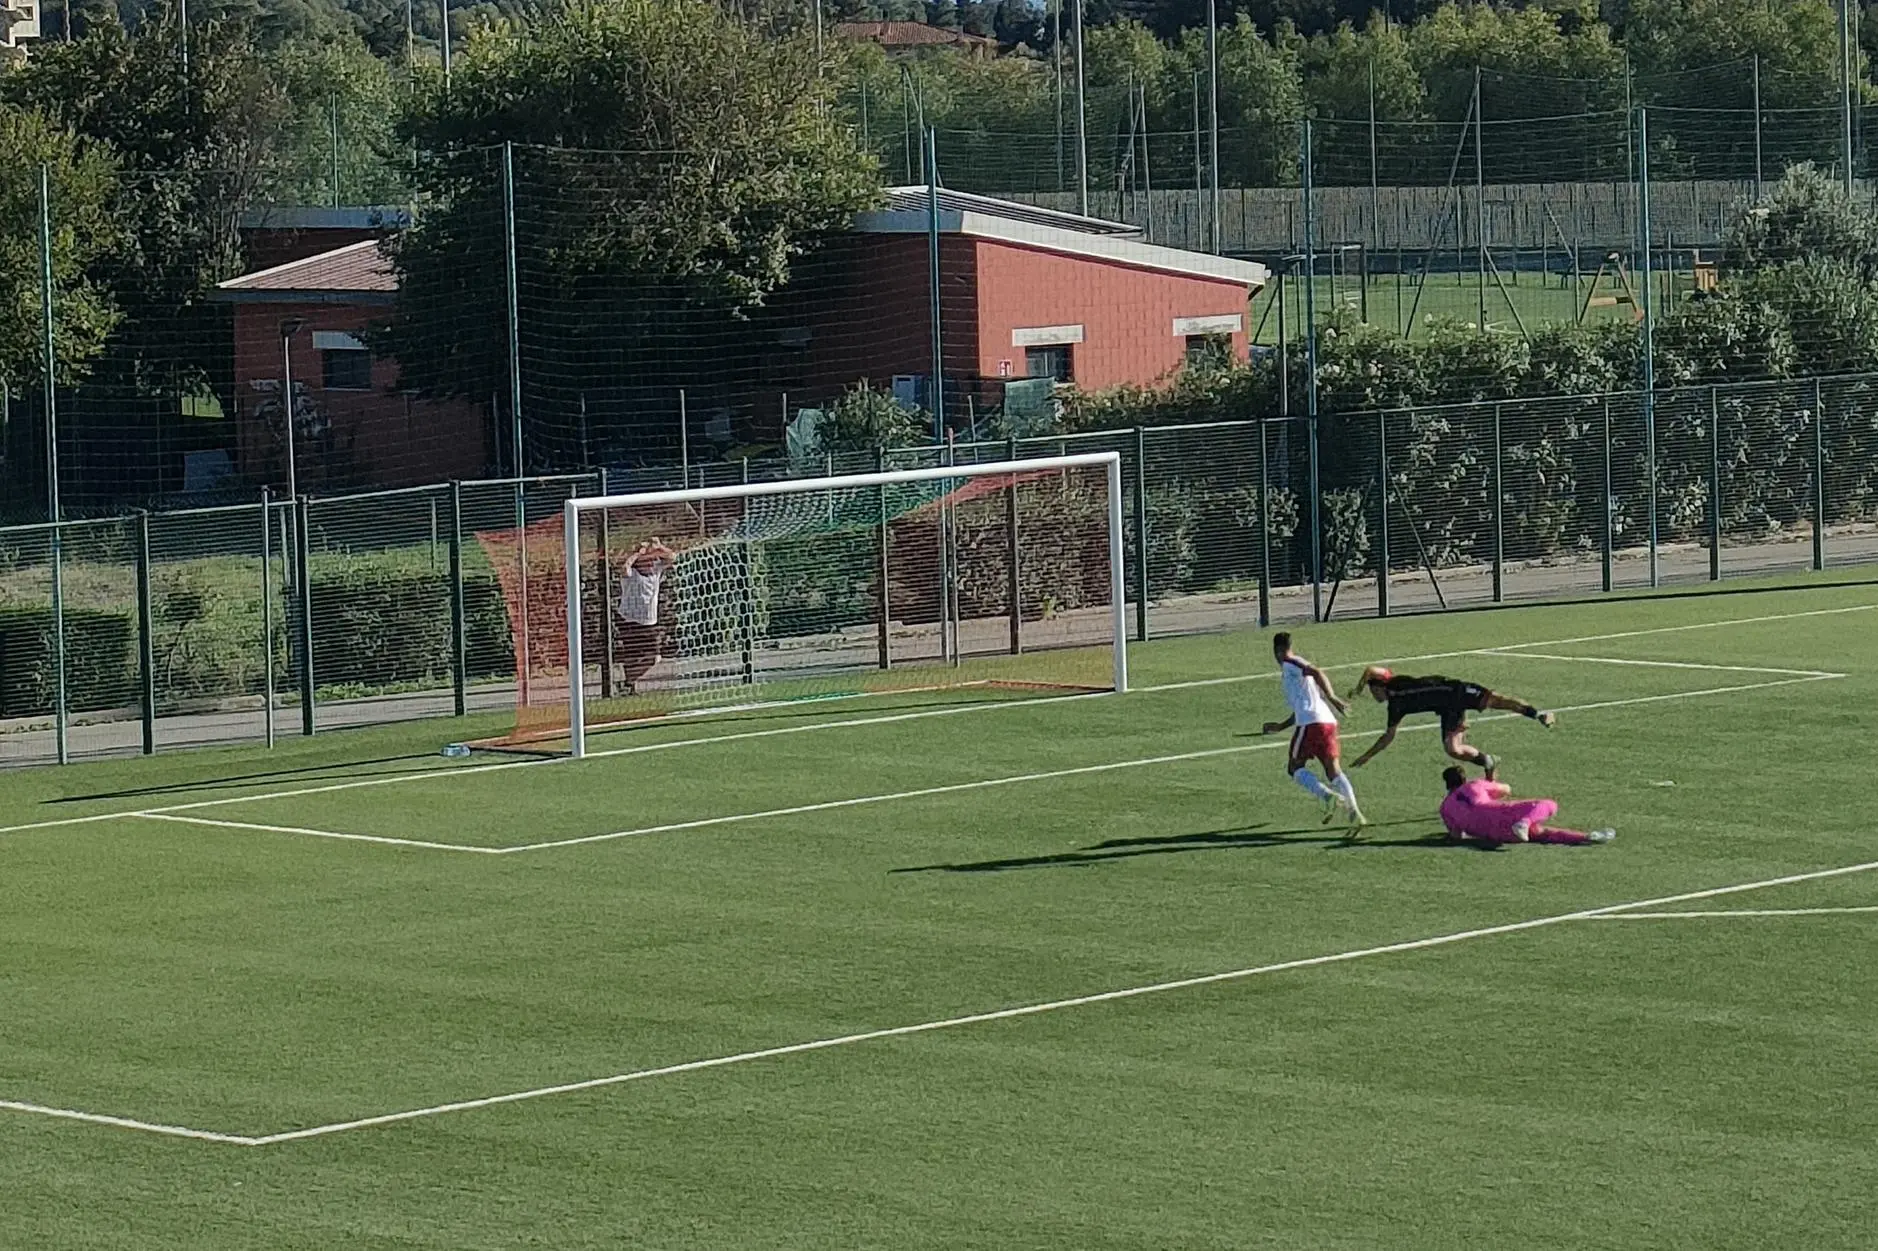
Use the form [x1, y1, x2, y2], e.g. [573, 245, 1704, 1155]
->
[296, 497, 316, 736]
[597, 470, 615, 700]
[1006, 437, 1022, 654]
[1132, 426, 1150, 641]
[1638, 106, 1659, 588]
[1492, 402, 1504, 603]
[449, 482, 466, 717]
[502, 141, 524, 481]
[1601, 395, 1614, 593]
[261, 491, 276, 747]
[40, 163, 68, 765]
[1814, 377, 1828, 571]
[876, 447, 892, 672]
[1257, 418, 1272, 629]
[1376, 409, 1390, 618]
[1302, 119, 1324, 623]
[1709, 385, 1722, 582]
[740, 458, 757, 685]
[137, 511, 156, 756]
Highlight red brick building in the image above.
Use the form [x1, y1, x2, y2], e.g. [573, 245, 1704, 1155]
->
[215, 239, 489, 492]
[762, 189, 1266, 402]
[212, 191, 1266, 488]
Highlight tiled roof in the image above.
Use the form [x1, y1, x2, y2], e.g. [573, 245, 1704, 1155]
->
[875, 187, 1138, 237]
[215, 239, 395, 301]
[860, 189, 1269, 289]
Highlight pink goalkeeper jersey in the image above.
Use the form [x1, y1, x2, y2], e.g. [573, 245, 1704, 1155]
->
[1440, 779, 1519, 840]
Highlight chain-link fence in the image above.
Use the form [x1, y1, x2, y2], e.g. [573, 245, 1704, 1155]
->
[16, 367, 1867, 766]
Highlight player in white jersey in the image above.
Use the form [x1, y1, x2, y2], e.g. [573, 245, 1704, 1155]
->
[1260, 632, 1366, 829]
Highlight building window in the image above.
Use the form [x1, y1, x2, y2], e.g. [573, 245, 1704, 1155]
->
[1185, 334, 1232, 369]
[1026, 344, 1073, 383]
[321, 349, 373, 391]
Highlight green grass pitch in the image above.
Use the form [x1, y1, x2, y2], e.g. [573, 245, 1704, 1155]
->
[2, 573, 1876, 1249]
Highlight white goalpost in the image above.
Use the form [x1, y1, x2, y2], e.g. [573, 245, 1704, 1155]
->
[557, 452, 1128, 758]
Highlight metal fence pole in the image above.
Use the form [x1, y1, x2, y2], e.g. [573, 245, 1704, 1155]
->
[1376, 409, 1390, 618]
[261, 490, 276, 747]
[39, 163, 68, 764]
[1709, 385, 1722, 581]
[1257, 419, 1271, 629]
[449, 482, 466, 717]
[137, 511, 155, 756]
[740, 457, 757, 685]
[597, 469, 615, 700]
[1638, 107, 1660, 588]
[296, 497, 316, 736]
[1814, 377, 1828, 570]
[1602, 395, 1614, 593]
[502, 141, 524, 480]
[1132, 426, 1150, 641]
[1492, 402, 1504, 603]
[1302, 120, 1324, 623]
[876, 447, 892, 671]
[927, 128, 946, 443]
[1006, 437, 1022, 654]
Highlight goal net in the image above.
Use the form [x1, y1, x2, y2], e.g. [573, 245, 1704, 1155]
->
[477, 453, 1126, 755]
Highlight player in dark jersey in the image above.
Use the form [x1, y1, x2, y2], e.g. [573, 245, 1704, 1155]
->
[1344, 666, 1556, 775]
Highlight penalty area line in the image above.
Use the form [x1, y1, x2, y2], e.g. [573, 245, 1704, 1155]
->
[0, 1098, 260, 1146]
[1473, 651, 1844, 679]
[242, 855, 1878, 1145]
[132, 813, 504, 854]
[9, 853, 1876, 1147]
[1586, 906, 1878, 920]
[0, 600, 1867, 842]
[493, 673, 1844, 854]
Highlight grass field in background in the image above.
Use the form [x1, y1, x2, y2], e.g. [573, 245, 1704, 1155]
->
[1249, 267, 1680, 343]
[2, 574, 1876, 1249]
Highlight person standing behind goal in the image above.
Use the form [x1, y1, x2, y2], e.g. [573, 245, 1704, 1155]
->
[615, 538, 676, 694]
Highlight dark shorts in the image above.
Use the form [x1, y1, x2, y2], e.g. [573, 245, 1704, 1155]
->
[1390, 682, 1491, 736]
[1436, 684, 1491, 735]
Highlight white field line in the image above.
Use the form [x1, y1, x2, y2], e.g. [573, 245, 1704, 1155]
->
[27, 674, 1849, 857]
[7, 852, 1874, 1147]
[239, 855, 1878, 1145]
[1476, 651, 1844, 679]
[1587, 906, 1878, 920]
[494, 675, 1841, 855]
[0, 600, 1868, 842]
[0, 1098, 261, 1146]
[134, 813, 502, 855]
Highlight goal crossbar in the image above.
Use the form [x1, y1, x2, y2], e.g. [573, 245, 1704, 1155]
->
[562, 452, 1128, 757]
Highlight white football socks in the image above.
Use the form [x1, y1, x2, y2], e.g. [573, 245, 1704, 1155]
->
[1329, 773, 1360, 814]
[1291, 769, 1333, 802]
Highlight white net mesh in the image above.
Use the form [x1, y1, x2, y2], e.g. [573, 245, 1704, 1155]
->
[480, 459, 1121, 746]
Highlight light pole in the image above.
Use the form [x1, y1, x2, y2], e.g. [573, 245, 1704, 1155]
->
[280, 318, 306, 499]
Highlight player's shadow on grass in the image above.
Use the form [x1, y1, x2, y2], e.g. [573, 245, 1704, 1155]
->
[894, 819, 1452, 874]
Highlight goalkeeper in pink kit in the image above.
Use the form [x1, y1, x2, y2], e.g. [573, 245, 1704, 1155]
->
[1439, 767, 1614, 845]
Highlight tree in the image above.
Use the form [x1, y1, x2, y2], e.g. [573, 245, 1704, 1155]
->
[1723, 163, 1878, 281]
[0, 108, 123, 389]
[375, 0, 879, 460]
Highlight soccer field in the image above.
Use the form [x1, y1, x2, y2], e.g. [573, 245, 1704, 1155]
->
[3, 575, 1876, 1249]
[1250, 269, 1652, 342]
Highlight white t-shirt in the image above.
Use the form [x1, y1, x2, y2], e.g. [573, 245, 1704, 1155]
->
[1280, 655, 1338, 726]
[616, 565, 663, 626]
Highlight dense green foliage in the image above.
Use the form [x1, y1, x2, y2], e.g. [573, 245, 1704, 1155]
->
[373, 0, 878, 410]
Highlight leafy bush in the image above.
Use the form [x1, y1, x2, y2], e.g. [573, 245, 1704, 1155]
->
[0, 608, 136, 717]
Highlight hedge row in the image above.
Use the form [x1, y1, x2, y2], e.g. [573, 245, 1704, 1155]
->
[0, 559, 514, 719]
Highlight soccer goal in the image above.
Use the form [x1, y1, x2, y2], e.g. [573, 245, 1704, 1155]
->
[529, 452, 1126, 757]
